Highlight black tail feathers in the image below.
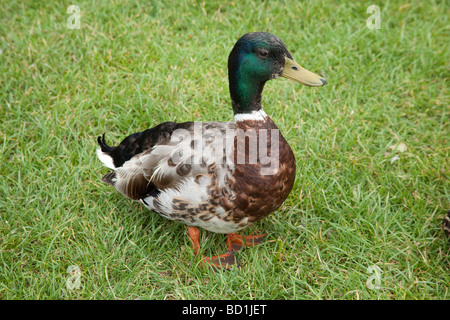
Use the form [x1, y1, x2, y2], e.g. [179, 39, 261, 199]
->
[97, 133, 114, 153]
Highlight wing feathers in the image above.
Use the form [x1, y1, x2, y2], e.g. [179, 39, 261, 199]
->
[98, 121, 234, 201]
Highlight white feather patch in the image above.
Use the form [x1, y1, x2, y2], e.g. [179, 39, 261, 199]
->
[96, 148, 116, 169]
[234, 109, 268, 122]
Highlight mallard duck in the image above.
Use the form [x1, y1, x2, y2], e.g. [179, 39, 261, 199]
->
[96, 32, 325, 269]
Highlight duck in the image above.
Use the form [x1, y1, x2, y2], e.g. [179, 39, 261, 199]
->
[96, 32, 326, 269]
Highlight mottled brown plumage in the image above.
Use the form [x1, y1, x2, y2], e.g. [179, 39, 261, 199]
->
[227, 117, 296, 224]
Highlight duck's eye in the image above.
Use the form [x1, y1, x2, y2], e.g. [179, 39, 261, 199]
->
[259, 49, 268, 57]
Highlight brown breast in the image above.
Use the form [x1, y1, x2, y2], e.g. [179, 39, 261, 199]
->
[220, 117, 296, 224]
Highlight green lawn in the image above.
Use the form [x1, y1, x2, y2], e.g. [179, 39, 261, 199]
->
[0, 0, 448, 299]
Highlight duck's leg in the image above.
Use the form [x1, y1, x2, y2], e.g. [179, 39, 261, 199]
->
[226, 233, 267, 252]
[187, 227, 237, 269]
[188, 226, 201, 255]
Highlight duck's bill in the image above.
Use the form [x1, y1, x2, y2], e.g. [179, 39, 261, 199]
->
[281, 57, 326, 87]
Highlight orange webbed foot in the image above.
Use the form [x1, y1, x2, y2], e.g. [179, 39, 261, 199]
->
[203, 252, 239, 271]
[188, 227, 239, 270]
[187, 227, 267, 270]
[226, 233, 267, 252]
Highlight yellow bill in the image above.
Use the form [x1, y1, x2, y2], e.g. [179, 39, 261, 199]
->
[281, 57, 326, 87]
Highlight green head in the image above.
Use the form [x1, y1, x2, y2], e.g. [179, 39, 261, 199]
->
[228, 32, 326, 115]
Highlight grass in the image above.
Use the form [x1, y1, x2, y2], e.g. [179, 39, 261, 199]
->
[0, 0, 448, 300]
